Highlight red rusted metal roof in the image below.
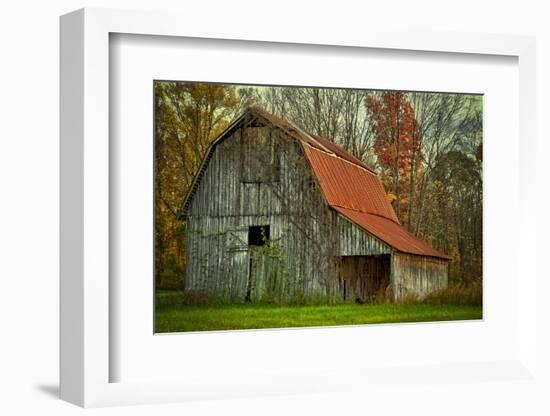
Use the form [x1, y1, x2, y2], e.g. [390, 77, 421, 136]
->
[303, 144, 399, 223]
[334, 207, 451, 260]
[301, 140, 450, 260]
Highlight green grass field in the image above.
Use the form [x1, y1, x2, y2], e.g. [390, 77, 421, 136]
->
[155, 290, 482, 333]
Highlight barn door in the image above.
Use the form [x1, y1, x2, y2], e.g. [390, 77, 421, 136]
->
[338, 255, 390, 302]
[245, 225, 270, 302]
[246, 247, 276, 302]
[225, 229, 249, 301]
[245, 250, 258, 302]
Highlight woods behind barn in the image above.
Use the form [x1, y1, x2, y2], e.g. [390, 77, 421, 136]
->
[154, 82, 482, 329]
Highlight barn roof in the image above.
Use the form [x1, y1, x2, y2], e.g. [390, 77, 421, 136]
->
[333, 207, 450, 259]
[180, 106, 450, 260]
[302, 144, 399, 223]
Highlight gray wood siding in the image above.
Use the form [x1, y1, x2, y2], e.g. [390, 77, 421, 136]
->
[390, 253, 448, 300]
[336, 215, 391, 256]
[185, 214, 340, 303]
[188, 127, 317, 218]
[185, 125, 340, 303]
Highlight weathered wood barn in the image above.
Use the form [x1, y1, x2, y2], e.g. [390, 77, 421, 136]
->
[179, 107, 450, 303]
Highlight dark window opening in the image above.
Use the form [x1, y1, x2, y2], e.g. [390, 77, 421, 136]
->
[248, 225, 270, 246]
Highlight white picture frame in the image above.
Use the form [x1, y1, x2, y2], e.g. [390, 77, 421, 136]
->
[60, 8, 537, 408]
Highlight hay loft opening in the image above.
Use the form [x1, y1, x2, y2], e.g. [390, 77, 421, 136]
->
[248, 225, 270, 246]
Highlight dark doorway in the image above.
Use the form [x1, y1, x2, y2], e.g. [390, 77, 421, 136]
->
[337, 255, 390, 303]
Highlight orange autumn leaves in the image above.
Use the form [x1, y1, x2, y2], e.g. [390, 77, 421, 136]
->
[365, 92, 422, 225]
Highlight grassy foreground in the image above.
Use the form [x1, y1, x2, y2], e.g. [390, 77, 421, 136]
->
[155, 291, 482, 333]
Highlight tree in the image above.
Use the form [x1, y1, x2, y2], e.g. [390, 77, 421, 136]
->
[365, 91, 421, 225]
[429, 150, 482, 281]
[410, 93, 479, 236]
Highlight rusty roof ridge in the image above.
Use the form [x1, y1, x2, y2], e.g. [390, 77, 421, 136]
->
[303, 142, 379, 177]
[247, 106, 337, 155]
[309, 134, 377, 174]
[246, 108, 378, 177]
[289, 123, 334, 154]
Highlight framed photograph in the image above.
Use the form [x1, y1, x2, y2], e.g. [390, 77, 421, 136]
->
[153, 81, 481, 334]
[60, 8, 537, 408]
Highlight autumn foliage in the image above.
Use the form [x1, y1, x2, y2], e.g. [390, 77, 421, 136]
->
[154, 82, 239, 288]
[365, 92, 421, 224]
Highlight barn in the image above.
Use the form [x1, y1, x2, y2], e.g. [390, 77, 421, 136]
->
[179, 107, 450, 304]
